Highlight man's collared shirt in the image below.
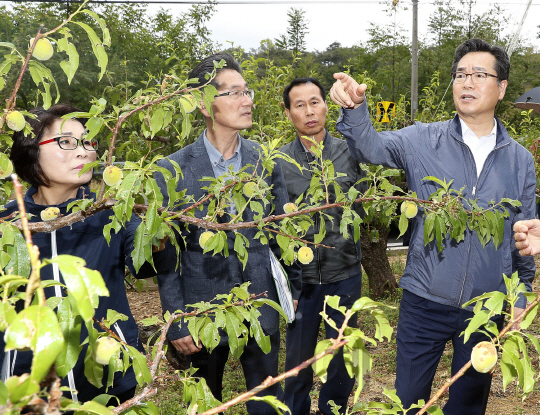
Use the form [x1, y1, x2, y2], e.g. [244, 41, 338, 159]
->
[203, 130, 242, 177]
[459, 118, 497, 178]
[203, 130, 242, 214]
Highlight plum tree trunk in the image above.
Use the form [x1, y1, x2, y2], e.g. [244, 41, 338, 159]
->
[360, 220, 398, 299]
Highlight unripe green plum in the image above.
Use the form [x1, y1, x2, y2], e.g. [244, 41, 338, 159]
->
[243, 182, 258, 198]
[103, 165, 123, 186]
[93, 337, 121, 365]
[30, 38, 54, 61]
[298, 246, 314, 265]
[199, 231, 214, 250]
[0, 158, 13, 179]
[180, 95, 197, 113]
[471, 341, 497, 373]
[283, 203, 298, 214]
[400, 201, 418, 219]
[6, 111, 25, 132]
[40, 207, 60, 221]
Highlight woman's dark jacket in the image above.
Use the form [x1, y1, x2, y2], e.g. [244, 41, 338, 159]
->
[0, 186, 171, 402]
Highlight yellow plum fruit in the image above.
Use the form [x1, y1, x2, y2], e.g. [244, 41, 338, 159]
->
[199, 231, 214, 250]
[298, 246, 314, 265]
[103, 165, 123, 186]
[400, 201, 418, 219]
[180, 95, 197, 113]
[0, 157, 13, 179]
[30, 38, 54, 61]
[93, 337, 121, 365]
[243, 182, 258, 198]
[471, 341, 498, 373]
[6, 111, 25, 132]
[283, 203, 298, 214]
[40, 207, 60, 221]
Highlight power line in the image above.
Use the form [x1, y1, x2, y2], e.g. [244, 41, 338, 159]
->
[4, 0, 538, 4]
[4, 0, 385, 3]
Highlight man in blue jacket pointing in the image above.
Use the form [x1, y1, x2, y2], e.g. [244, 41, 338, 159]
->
[330, 38, 535, 414]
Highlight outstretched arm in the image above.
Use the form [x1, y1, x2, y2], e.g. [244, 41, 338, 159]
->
[513, 219, 540, 256]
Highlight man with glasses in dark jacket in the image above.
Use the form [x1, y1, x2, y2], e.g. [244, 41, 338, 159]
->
[330, 39, 536, 414]
[279, 77, 366, 415]
[155, 53, 301, 414]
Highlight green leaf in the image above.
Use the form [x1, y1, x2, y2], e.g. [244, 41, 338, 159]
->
[74, 400, 114, 415]
[4, 225, 31, 277]
[150, 107, 165, 137]
[422, 176, 447, 189]
[255, 298, 288, 322]
[85, 117, 104, 141]
[500, 335, 521, 390]
[127, 345, 152, 386]
[249, 307, 270, 353]
[106, 347, 123, 389]
[312, 339, 334, 383]
[56, 298, 82, 377]
[372, 309, 393, 342]
[84, 323, 103, 388]
[462, 310, 489, 343]
[398, 212, 408, 238]
[80, 10, 112, 46]
[0, 380, 7, 405]
[27, 60, 59, 108]
[0, 42, 17, 50]
[4, 374, 39, 404]
[519, 303, 538, 330]
[224, 308, 247, 360]
[276, 234, 290, 252]
[435, 216, 444, 253]
[4, 305, 64, 383]
[249, 395, 290, 415]
[199, 320, 220, 352]
[56, 31, 79, 84]
[132, 223, 148, 273]
[423, 212, 436, 245]
[119, 402, 160, 415]
[72, 21, 108, 80]
[45, 255, 109, 322]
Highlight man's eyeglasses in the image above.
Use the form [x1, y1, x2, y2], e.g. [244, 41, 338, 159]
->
[39, 134, 98, 151]
[216, 89, 255, 101]
[451, 71, 498, 84]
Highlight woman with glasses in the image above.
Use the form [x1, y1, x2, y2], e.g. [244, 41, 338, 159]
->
[0, 104, 171, 406]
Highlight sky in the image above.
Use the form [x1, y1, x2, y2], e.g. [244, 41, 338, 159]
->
[150, 0, 540, 53]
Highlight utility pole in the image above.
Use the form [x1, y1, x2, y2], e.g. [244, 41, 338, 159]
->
[411, 0, 418, 122]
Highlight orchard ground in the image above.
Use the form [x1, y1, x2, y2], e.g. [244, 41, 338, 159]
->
[127, 252, 540, 414]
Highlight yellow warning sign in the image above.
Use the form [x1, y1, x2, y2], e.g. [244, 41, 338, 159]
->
[376, 101, 396, 123]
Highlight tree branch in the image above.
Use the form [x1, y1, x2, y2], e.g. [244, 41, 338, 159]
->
[416, 293, 540, 415]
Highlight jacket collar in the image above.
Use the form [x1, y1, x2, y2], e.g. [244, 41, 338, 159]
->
[292, 130, 332, 155]
[189, 131, 258, 175]
[24, 185, 92, 209]
[450, 113, 511, 148]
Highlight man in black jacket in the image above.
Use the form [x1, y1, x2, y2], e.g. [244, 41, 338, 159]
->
[279, 78, 365, 415]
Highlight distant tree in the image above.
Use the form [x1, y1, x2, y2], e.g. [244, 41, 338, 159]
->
[275, 7, 309, 58]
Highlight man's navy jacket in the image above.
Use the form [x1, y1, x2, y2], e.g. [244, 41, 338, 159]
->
[155, 133, 302, 340]
[337, 103, 535, 309]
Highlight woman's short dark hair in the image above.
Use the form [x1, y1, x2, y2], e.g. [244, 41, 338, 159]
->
[10, 104, 85, 188]
[188, 52, 242, 89]
[451, 38, 510, 82]
[283, 77, 326, 110]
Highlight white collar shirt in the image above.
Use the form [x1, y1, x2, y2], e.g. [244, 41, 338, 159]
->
[459, 118, 497, 178]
